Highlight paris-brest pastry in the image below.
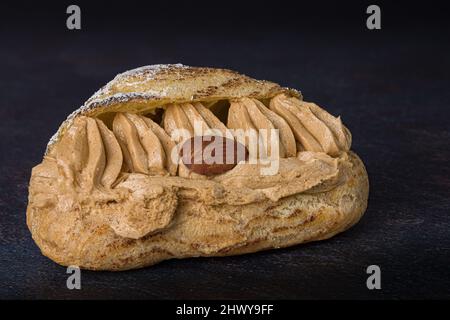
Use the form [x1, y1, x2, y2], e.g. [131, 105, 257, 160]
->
[27, 64, 369, 270]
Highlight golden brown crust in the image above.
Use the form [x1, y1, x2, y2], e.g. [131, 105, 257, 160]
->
[47, 64, 300, 155]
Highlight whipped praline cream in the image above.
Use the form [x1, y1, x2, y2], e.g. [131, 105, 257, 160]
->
[29, 93, 352, 240]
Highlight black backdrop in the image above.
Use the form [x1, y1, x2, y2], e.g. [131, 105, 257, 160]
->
[1, 0, 450, 299]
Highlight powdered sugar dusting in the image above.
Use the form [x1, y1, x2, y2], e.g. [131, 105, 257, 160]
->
[47, 131, 60, 152]
[116, 63, 186, 80]
[87, 91, 168, 108]
[85, 64, 185, 106]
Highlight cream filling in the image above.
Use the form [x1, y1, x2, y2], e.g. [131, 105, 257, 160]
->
[30, 149, 343, 238]
[228, 97, 297, 158]
[31, 94, 353, 240]
[270, 94, 351, 156]
[50, 116, 123, 190]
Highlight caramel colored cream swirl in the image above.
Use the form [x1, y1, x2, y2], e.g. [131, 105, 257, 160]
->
[49, 116, 123, 190]
[163, 102, 233, 143]
[47, 95, 351, 189]
[227, 97, 297, 158]
[270, 94, 352, 156]
[48, 113, 178, 191]
[113, 113, 177, 176]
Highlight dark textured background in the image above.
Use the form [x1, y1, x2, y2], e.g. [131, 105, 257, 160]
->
[1, 1, 450, 299]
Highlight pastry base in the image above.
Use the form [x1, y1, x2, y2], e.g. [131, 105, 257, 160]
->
[27, 152, 368, 271]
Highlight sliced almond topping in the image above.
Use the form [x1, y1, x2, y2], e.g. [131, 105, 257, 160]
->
[180, 135, 248, 176]
[95, 118, 123, 188]
[125, 113, 166, 175]
[113, 113, 148, 174]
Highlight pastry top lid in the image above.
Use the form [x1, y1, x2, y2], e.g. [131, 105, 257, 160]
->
[47, 64, 300, 154]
